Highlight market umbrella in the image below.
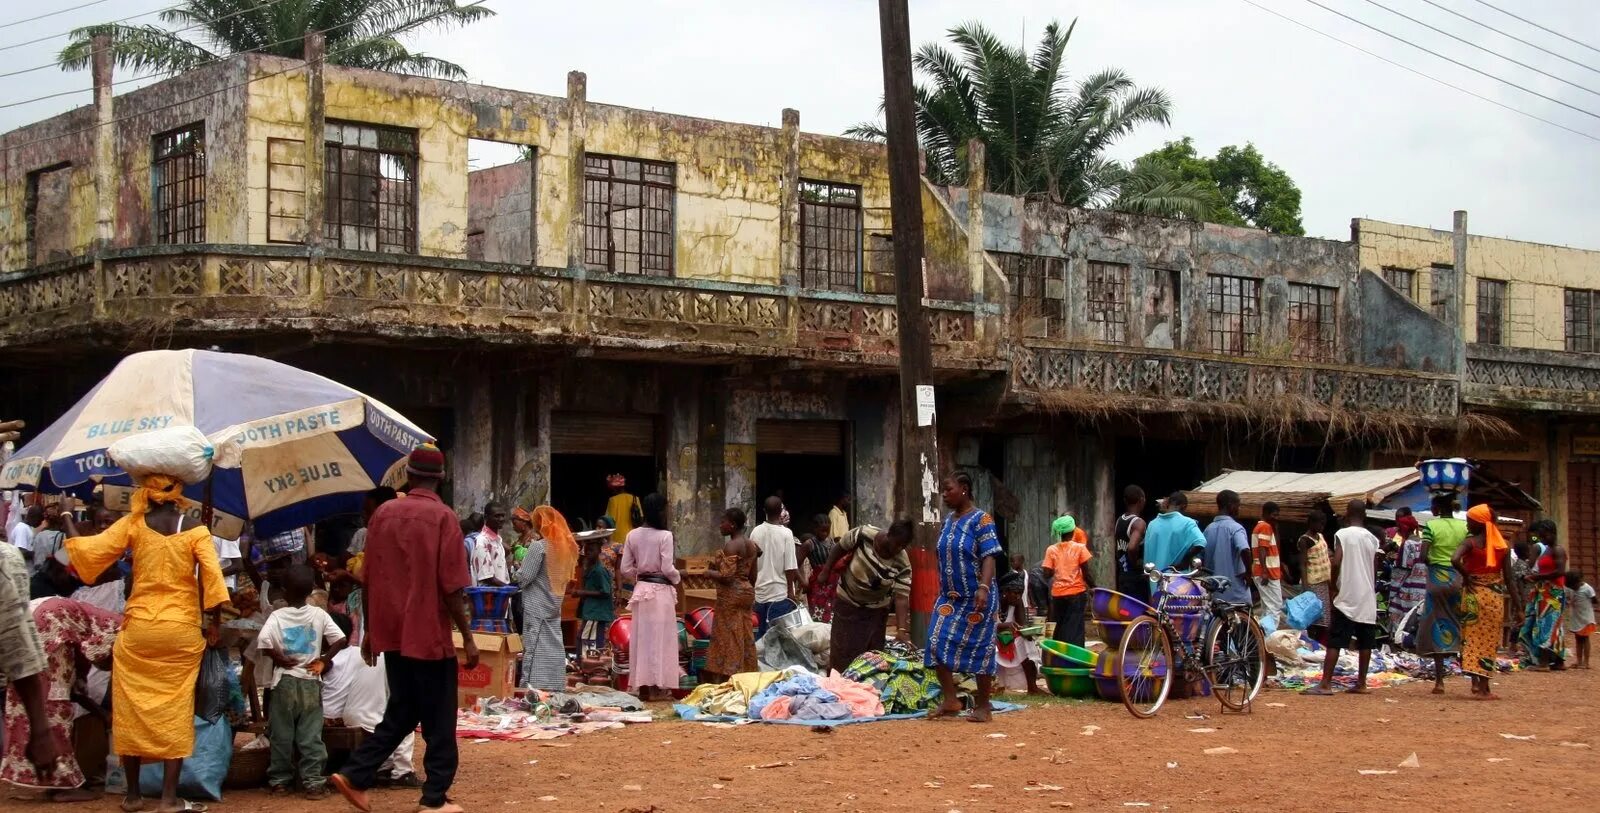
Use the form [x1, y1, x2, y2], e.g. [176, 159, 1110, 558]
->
[0, 349, 433, 538]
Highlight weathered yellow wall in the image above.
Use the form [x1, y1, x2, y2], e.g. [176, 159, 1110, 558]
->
[245, 68, 309, 246]
[1357, 218, 1600, 350]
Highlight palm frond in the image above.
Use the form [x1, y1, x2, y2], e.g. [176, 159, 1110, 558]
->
[59, 23, 219, 74]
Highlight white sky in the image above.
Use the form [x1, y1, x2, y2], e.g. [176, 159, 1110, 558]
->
[2, 0, 1597, 247]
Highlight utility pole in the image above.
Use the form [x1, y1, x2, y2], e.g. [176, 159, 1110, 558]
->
[878, 0, 940, 641]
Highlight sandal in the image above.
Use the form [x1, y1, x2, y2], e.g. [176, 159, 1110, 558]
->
[158, 802, 208, 813]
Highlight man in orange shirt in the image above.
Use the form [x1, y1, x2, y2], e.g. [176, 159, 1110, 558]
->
[1041, 515, 1095, 647]
[1253, 501, 1285, 625]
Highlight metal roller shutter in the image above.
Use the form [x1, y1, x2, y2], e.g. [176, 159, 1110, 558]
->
[1569, 462, 1599, 583]
[551, 413, 655, 456]
[756, 420, 845, 455]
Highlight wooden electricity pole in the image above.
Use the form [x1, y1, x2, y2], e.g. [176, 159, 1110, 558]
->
[878, 0, 940, 641]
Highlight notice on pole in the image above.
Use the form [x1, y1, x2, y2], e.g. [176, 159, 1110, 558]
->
[915, 384, 936, 427]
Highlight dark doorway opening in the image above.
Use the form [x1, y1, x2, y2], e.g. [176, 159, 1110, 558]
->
[756, 453, 848, 538]
[1113, 435, 1207, 523]
[550, 453, 658, 531]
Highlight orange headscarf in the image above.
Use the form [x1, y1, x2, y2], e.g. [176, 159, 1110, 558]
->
[1465, 503, 1508, 569]
[532, 506, 579, 593]
[129, 473, 186, 522]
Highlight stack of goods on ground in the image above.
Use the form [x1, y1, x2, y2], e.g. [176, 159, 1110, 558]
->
[455, 687, 653, 741]
[1084, 581, 1211, 701]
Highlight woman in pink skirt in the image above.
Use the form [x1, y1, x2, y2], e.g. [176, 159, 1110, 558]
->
[620, 493, 682, 701]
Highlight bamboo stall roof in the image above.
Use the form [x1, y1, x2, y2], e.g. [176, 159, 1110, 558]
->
[1183, 467, 1420, 523]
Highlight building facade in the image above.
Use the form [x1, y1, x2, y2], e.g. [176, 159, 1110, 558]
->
[0, 50, 1582, 572]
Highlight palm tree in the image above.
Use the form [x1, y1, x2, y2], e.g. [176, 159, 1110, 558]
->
[59, 0, 494, 79]
[847, 19, 1208, 220]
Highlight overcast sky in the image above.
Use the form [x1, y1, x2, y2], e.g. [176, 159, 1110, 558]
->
[3, 0, 1597, 247]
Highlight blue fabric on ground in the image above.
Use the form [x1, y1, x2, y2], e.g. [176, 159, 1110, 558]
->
[676, 700, 1023, 727]
[746, 672, 834, 719]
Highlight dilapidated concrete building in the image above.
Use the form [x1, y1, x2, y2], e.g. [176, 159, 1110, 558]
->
[0, 49, 1588, 572]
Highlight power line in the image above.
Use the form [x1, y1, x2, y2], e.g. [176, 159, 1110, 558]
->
[1470, 0, 1600, 59]
[1356, 0, 1600, 98]
[1239, 0, 1600, 143]
[0, 2, 175, 53]
[1417, 0, 1600, 78]
[1298, 0, 1600, 122]
[3, 0, 491, 154]
[0, 0, 116, 31]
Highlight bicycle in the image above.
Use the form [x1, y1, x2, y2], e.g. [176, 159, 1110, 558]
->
[1115, 562, 1268, 719]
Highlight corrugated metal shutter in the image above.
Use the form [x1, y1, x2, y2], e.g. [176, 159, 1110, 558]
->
[551, 413, 655, 456]
[1569, 462, 1598, 583]
[756, 420, 844, 455]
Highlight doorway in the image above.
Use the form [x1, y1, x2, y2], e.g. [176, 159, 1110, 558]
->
[548, 412, 658, 529]
[754, 419, 849, 535]
[1113, 435, 1207, 521]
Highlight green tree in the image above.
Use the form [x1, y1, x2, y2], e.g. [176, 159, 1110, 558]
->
[1128, 138, 1304, 234]
[59, 0, 495, 79]
[846, 19, 1208, 220]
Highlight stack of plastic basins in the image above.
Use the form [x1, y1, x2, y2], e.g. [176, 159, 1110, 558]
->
[1088, 578, 1211, 701]
[1037, 639, 1097, 697]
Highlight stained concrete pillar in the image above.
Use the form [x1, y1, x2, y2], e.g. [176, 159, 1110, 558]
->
[723, 389, 757, 524]
[303, 33, 326, 250]
[504, 373, 552, 509]
[453, 372, 493, 515]
[1453, 210, 1469, 374]
[665, 373, 711, 554]
[965, 139, 988, 343]
[779, 108, 800, 342]
[566, 72, 590, 333]
[90, 35, 114, 249]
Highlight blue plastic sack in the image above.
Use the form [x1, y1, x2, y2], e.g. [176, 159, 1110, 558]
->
[138, 715, 231, 802]
[1284, 591, 1323, 631]
[1257, 612, 1278, 636]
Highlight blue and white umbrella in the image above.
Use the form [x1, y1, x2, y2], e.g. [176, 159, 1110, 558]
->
[0, 349, 432, 538]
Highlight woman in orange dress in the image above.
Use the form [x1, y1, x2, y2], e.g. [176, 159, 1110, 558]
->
[702, 508, 758, 683]
[1452, 504, 1517, 699]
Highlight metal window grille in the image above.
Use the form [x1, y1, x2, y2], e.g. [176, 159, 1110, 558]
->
[863, 233, 896, 294]
[1086, 261, 1129, 344]
[1381, 266, 1416, 301]
[583, 154, 675, 276]
[324, 121, 418, 253]
[799, 179, 862, 291]
[1565, 289, 1597, 353]
[995, 252, 1064, 337]
[153, 123, 205, 244]
[1207, 274, 1260, 355]
[1288, 283, 1338, 361]
[1476, 278, 1507, 345]
[1430, 263, 1454, 321]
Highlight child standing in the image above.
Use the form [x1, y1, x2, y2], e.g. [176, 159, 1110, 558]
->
[1567, 570, 1595, 669]
[1307, 500, 1382, 696]
[1041, 515, 1095, 647]
[258, 564, 348, 799]
[572, 536, 615, 659]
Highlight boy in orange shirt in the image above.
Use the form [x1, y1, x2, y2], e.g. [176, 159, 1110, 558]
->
[1042, 515, 1095, 646]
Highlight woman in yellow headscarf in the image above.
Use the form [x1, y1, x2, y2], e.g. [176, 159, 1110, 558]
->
[1452, 504, 1517, 699]
[61, 474, 229, 813]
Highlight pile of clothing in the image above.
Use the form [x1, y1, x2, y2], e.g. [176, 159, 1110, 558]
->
[455, 689, 652, 741]
[841, 641, 972, 715]
[746, 671, 883, 721]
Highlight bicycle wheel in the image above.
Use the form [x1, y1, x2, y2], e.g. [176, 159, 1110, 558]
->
[1204, 609, 1266, 710]
[1117, 616, 1174, 718]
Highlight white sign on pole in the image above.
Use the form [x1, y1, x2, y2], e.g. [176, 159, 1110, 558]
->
[915, 384, 936, 427]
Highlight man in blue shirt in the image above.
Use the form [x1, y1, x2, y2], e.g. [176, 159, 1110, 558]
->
[1143, 492, 1207, 573]
[1202, 490, 1258, 606]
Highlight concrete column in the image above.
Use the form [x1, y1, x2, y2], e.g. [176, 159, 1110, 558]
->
[779, 108, 800, 343]
[565, 72, 590, 333]
[453, 373, 493, 514]
[90, 35, 114, 250]
[665, 373, 710, 554]
[303, 34, 326, 250]
[965, 139, 988, 342]
[723, 389, 758, 522]
[1453, 210, 1469, 375]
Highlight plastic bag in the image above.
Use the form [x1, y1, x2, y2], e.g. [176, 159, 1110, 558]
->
[138, 715, 231, 801]
[755, 626, 819, 673]
[1284, 591, 1323, 631]
[1257, 612, 1278, 636]
[194, 647, 230, 724]
[107, 425, 214, 484]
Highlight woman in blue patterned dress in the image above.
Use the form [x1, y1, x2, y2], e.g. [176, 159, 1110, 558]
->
[927, 472, 1003, 723]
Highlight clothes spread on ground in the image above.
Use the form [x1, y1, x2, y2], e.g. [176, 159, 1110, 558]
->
[843, 641, 975, 714]
[455, 688, 653, 741]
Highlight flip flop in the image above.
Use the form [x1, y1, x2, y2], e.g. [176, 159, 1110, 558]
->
[158, 802, 208, 813]
[329, 774, 372, 813]
[1303, 687, 1336, 696]
[419, 804, 465, 813]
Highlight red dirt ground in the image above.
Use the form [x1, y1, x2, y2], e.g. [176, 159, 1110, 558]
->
[8, 667, 1597, 812]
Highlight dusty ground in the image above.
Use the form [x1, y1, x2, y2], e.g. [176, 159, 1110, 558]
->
[10, 667, 1598, 813]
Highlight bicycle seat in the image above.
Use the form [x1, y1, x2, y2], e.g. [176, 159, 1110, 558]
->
[1196, 576, 1233, 594]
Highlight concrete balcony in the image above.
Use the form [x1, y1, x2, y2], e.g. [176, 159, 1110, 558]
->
[1466, 344, 1600, 414]
[0, 245, 1001, 373]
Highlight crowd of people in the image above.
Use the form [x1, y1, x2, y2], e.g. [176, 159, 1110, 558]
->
[2, 449, 1596, 810]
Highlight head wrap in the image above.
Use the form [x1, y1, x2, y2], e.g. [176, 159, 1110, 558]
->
[129, 473, 186, 523]
[597, 515, 616, 530]
[512, 506, 533, 523]
[1051, 515, 1076, 539]
[532, 506, 579, 594]
[1396, 514, 1420, 539]
[1465, 503, 1508, 569]
[406, 443, 446, 478]
[606, 474, 626, 489]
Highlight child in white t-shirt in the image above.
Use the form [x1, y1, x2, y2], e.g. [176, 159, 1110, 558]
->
[258, 564, 347, 799]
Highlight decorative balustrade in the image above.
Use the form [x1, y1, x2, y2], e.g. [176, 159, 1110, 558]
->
[1465, 345, 1600, 412]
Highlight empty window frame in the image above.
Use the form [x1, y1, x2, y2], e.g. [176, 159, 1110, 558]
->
[798, 179, 862, 292]
[1288, 282, 1338, 361]
[1430, 263, 1454, 322]
[1476, 278, 1507, 346]
[1381, 266, 1416, 301]
[152, 123, 205, 244]
[583, 154, 675, 276]
[1207, 274, 1261, 355]
[995, 252, 1065, 337]
[324, 121, 418, 253]
[1085, 261, 1130, 344]
[1566, 288, 1599, 353]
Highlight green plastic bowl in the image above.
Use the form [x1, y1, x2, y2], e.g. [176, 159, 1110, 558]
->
[1040, 665, 1097, 698]
[1038, 638, 1099, 668]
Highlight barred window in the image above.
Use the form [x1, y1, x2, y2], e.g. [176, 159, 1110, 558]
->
[1476, 278, 1506, 346]
[1381, 266, 1415, 301]
[995, 252, 1064, 337]
[1207, 274, 1260, 355]
[1430, 263, 1454, 322]
[1565, 289, 1598, 353]
[1085, 261, 1129, 344]
[584, 154, 675, 276]
[324, 122, 417, 253]
[799, 179, 861, 292]
[1288, 283, 1338, 361]
[153, 123, 205, 244]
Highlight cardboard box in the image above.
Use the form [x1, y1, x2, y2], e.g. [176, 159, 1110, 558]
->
[451, 631, 522, 709]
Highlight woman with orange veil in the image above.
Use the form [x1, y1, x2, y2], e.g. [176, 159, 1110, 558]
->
[1452, 504, 1517, 699]
[515, 507, 579, 691]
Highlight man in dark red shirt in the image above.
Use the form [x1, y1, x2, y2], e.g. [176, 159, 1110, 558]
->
[331, 444, 477, 813]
